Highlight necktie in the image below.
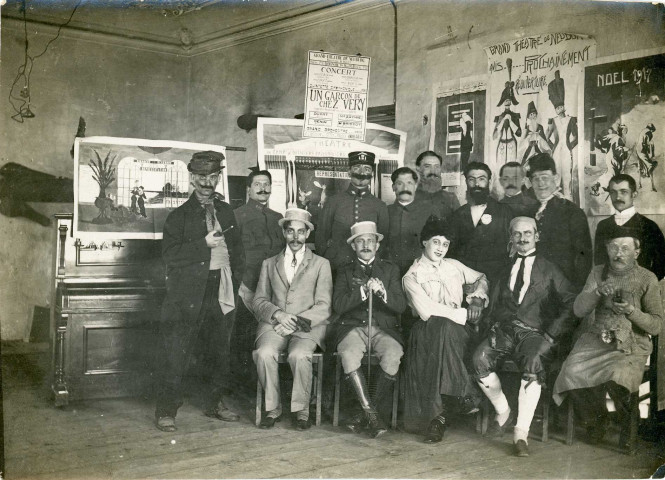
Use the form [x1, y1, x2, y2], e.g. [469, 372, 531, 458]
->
[512, 252, 535, 303]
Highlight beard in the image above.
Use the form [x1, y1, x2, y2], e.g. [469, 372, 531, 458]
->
[468, 186, 490, 204]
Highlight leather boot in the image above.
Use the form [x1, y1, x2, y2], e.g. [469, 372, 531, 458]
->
[347, 369, 387, 438]
[613, 388, 639, 455]
[372, 370, 397, 423]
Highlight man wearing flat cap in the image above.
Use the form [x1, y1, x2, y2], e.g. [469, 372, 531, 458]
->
[315, 151, 388, 272]
[252, 208, 332, 431]
[329, 221, 407, 438]
[155, 150, 245, 432]
[554, 225, 663, 454]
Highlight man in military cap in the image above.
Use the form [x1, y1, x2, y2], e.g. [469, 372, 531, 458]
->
[155, 150, 245, 432]
[233, 168, 285, 377]
[315, 151, 388, 271]
[413, 150, 460, 221]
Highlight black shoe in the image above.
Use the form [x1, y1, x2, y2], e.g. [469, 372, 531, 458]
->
[259, 415, 281, 429]
[155, 416, 177, 432]
[366, 411, 388, 438]
[485, 409, 516, 438]
[423, 417, 446, 444]
[457, 396, 480, 415]
[205, 401, 240, 422]
[345, 412, 367, 433]
[294, 418, 311, 431]
[514, 439, 529, 457]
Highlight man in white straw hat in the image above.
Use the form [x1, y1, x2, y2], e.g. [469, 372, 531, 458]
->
[253, 208, 333, 431]
[329, 221, 406, 438]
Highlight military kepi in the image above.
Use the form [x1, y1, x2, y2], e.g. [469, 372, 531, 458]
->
[188, 150, 225, 174]
[348, 151, 376, 167]
[278, 207, 315, 231]
[347, 221, 384, 244]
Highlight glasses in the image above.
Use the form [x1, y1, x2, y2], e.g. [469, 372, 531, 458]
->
[193, 173, 220, 182]
[607, 244, 633, 255]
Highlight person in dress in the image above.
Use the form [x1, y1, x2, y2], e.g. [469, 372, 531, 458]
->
[553, 225, 663, 454]
[402, 217, 488, 443]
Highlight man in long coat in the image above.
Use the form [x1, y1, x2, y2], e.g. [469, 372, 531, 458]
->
[155, 151, 245, 432]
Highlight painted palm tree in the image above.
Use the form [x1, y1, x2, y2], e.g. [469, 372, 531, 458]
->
[89, 149, 117, 224]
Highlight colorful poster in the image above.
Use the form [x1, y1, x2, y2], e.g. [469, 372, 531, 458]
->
[485, 33, 596, 202]
[583, 50, 665, 215]
[258, 118, 406, 230]
[74, 136, 227, 239]
[303, 51, 370, 141]
[430, 75, 487, 187]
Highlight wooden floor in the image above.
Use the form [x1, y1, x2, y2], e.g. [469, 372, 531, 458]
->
[3, 349, 665, 480]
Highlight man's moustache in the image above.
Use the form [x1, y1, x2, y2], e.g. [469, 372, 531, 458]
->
[426, 173, 439, 178]
[506, 184, 517, 190]
[398, 190, 412, 196]
[352, 173, 372, 180]
[257, 190, 270, 195]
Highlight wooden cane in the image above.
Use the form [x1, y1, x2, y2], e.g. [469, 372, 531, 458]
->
[367, 286, 373, 382]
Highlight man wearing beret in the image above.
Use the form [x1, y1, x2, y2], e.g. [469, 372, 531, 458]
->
[315, 151, 389, 272]
[155, 150, 245, 432]
[329, 221, 407, 438]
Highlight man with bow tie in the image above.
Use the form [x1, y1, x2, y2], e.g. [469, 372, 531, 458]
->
[328, 221, 407, 438]
[471, 216, 577, 457]
[155, 151, 245, 432]
[252, 208, 332, 430]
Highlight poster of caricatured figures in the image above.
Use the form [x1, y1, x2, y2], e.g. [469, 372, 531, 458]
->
[583, 50, 665, 215]
[485, 33, 596, 203]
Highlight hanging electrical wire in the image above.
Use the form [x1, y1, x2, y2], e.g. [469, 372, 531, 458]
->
[8, 0, 83, 123]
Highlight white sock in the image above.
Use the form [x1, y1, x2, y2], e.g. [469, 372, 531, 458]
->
[478, 372, 510, 425]
[514, 378, 542, 443]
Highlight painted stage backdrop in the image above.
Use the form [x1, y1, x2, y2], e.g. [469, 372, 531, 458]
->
[485, 33, 596, 203]
[257, 118, 406, 231]
[74, 136, 227, 239]
[583, 50, 665, 215]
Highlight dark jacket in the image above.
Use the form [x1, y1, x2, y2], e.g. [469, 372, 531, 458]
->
[161, 194, 244, 325]
[487, 255, 577, 341]
[448, 197, 514, 286]
[315, 184, 389, 270]
[413, 185, 460, 221]
[328, 258, 406, 351]
[536, 196, 592, 291]
[594, 213, 665, 281]
[386, 198, 433, 275]
[234, 198, 284, 290]
[499, 188, 539, 217]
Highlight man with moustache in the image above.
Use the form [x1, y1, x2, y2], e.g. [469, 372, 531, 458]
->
[594, 174, 665, 280]
[447, 161, 514, 286]
[413, 150, 460, 221]
[329, 221, 407, 438]
[385, 166, 432, 275]
[498, 162, 539, 217]
[554, 226, 663, 454]
[252, 208, 332, 430]
[155, 151, 245, 432]
[233, 169, 285, 376]
[527, 153, 592, 291]
[472, 217, 577, 457]
[316, 151, 388, 271]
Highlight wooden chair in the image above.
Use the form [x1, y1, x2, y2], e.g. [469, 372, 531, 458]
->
[332, 352, 399, 429]
[255, 351, 324, 427]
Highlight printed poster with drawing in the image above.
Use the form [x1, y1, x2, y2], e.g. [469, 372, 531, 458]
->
[257, 118, 406, 232]
[74, 136, 227, 239]
[583, 50, 665, 215]
[485, 33, 596, 203]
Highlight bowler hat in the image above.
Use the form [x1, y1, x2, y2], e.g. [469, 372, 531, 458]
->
[278, 208, 314, 231]
[347, 221, 383, 244]
[188, 150, 225, 174]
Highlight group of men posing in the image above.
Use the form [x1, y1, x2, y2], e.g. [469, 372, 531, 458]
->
[154, 148, 664, 459]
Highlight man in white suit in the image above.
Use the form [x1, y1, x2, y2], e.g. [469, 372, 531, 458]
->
[253, 208, 333, 430]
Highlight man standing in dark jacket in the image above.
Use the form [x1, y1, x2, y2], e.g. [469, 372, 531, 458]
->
[155, 151, 245, 432]
[329, 221, 406, 438]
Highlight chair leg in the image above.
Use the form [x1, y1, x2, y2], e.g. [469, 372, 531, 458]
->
[391, 372, 399, 429]
[566, 397, 574, 446]
[333, 355, 341, 427]
[256, 379, 263, 427]
[315, 356, 323, 427]
[481, 397, 490, 434]
[476, 410, 483, 434]
[541, 388, 549, 443]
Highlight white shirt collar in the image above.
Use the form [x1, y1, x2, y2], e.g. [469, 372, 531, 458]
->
[285, 247, 306, 261]
[359, 257, 375, 266]
[614, 206, 636, 225]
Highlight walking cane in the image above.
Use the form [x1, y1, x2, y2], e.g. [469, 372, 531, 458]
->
[367, 284, 373, 383]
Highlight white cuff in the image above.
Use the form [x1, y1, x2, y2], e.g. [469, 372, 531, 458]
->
[466, 292, 489, 308]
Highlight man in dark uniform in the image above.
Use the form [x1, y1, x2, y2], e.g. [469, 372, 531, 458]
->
[498, 162, 539, 217]
[385, 166, 432, 275]
[233, 169, 285, 377]
[594, 174, 665, 280]
[528, 153, 592, 291]
[413, 150, 460, 221]
[315, 151, 388, 271]
[448, 161, 514, 286]
[328, 221, 407, 438]
[155, 151, 245, 432]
